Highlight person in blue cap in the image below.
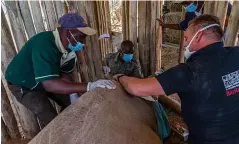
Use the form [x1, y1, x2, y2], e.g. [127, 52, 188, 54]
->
[102, 40, 143, 78]
[157, 1, 204, 31]
[5, 13, 116, 129]
[158, 1, 232, 31]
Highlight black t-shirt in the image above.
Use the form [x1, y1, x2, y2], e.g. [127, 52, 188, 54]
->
[156, 42, 239, 144]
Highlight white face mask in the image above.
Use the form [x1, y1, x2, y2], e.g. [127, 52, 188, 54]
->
[184, 24, 220, 59]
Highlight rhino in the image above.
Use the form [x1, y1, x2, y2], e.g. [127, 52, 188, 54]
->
[29, 83, 162, 144]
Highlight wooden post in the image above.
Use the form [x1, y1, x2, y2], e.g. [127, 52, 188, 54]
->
[138, 1, 147, 76]
[41, 1, 58, 31]
[1, 118, 10, 144]
[105, 1, 113, 54]
[178, 8, 186, 63]
[4, 1, 27, 51]
[225, 1, 239, 46]
[76, 1, 97, 81]
[158, 95, 181, 114]
[19, 1, 36, 39]
[129, 1, 138, 60]
[144, 1, 152, 77]
[150, 1, 157, 74]
[1, 82, 21, 139]
[1, 11, 40, 139]
[216, 1, 228, 30]
[156, 1, 163, 71]
[85, 1, 104, 79]
[122, 1, 129, 40]
[68, 1, 92, 82]
[29, 1, 45, 33]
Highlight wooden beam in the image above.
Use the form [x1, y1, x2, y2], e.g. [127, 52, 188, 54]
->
[158, 95, 181, 114]
[74, 1, 97, 81]
[85, 1, 104, 79]
[29, 1, 45, 33]
[138, 1, 147, 76]
[216, 1, 228, 30]
[156, 1, 163, 71]
[122, 1, 129, 40]
[19, 1, 36, 39]
[5, 1, 27, 51]
[178, 8, 186, 63]
[225, 1, 239, 46]
[1, 82, 21, 139]
[144, 1, 151, 77]
[149, 1, 156, 74]
[129, 1, 138, 60]
[105, 1, 113, 54]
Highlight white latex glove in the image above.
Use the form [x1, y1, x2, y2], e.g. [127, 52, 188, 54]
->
[70, 93, 79, 104]
[103, 66, 111, 74]
[87, 80, 116, 91]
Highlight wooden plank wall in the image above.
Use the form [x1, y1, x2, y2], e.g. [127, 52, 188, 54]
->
[2, 8, 40, 140]
[96, 1, 113, 59]
[130, 1, 163, 77]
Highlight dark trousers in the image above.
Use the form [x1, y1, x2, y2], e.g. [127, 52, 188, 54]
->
[8, 84, 70, 129]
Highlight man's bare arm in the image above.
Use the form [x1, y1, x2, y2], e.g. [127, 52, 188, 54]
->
[42, 79, 87, 94]
[118, 76, 166, 97]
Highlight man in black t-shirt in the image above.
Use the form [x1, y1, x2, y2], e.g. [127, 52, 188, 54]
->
[114, 14, 239, 144]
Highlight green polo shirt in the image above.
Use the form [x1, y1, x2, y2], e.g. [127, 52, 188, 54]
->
[5, 31, 75, 89]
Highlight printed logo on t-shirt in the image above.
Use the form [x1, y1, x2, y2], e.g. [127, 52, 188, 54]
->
[222, 70, 239, 96]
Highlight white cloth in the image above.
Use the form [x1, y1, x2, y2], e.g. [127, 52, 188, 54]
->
[87, 80, 116, 91]
[103, 66, 111, 74]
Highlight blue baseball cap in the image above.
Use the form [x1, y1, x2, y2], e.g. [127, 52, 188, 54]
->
[58, 13, 96, 35]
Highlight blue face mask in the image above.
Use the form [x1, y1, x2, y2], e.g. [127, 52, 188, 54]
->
[67, 31, 85, 51]
[68, 42, 84, 51]
[185, 2, 197, 12]
[122, 53, 133, 63]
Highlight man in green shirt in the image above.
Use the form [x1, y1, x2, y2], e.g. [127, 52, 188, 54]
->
[5, 13, 115, 129]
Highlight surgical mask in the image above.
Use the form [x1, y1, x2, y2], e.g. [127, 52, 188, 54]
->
[184, 2, 197, 12]
[184, 24, 220, 59]
[67, 31, 85, 51]
[122, 53, 133, 62]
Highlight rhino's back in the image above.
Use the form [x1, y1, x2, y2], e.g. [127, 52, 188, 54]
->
[29, 83, 161, 144]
